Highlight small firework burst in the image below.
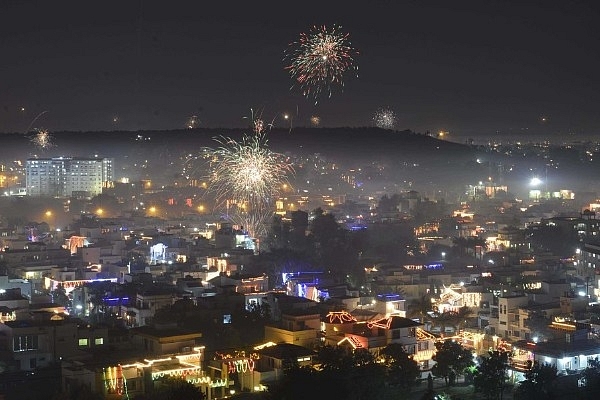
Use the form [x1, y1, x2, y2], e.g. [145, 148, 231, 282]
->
[31, 129, 53, 149]
[253, 119, 264, 134]
[373, 107, 397, 129]
[187, 115, 199, 129]
[284, 25, 359, 103]
[310, 115, 321, 127]
[244, 108, 274, 135]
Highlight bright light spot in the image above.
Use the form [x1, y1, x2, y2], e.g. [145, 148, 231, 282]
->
[530, 177, 542, 186]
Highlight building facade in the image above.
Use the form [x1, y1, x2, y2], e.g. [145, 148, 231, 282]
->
[26, 157, 114, 197]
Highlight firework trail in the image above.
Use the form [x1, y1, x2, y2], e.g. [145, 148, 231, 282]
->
[373, 107, 397, 129]
[30, 128, 54, 150]
[202, 130, 294, 239]
[25, 110, 49, 134]
[284, 25, 359, 104]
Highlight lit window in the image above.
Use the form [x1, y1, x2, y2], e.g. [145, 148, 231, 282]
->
[94, 338, 104, 345]
[78, 338, 89, 346]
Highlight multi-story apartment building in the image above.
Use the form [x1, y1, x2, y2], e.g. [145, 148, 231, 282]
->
[25, 157, 113, 197]
[578, 242, 600, 280]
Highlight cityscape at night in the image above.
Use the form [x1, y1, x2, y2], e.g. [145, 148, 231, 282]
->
[1, 1, 600, 400]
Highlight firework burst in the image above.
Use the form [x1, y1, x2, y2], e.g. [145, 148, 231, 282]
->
[243, 108, 275, 135]
[203, 131, 294, 239]
[30, 129, 54, 150]
[373, 107, 397, 129]
[187, 115, 199, 129]
[284, 25, 359, 103]
[310, 115, 321, 127]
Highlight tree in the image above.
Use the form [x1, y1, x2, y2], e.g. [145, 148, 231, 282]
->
[314, 344, 354, 372]
[408, 294, 432, 324]
[524, 311, 553, 342]
[381, 343, 420, 390]
[580, 357, 600, 399]
[51, 283, 70, 308]
[269, 363, 319, 400]
[473, 350, 509, 400]
[454, 305, 474, 331]
[52, 383, 104, 400]
[430, 306, 473, 333]
[514, 361, 557, 400]
[86, 280, 115, 323]
[431, 339, 474, 385]
[273, 345, 386, 400]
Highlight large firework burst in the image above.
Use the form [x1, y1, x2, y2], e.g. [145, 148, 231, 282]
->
[373, 107, 397, 129]
[203, 131, 294, 239]
[30, 129, 54, 150]
[284, 25, 359, 103]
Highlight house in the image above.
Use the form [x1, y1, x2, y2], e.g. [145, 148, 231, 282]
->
[62, 346, 228, 400]
[129, 323, 202, 356]
[322, 311, 437, 378]
[223, 342, 314, 393]
[0, 314, 81, 371]
[121, 288, 176, 327]
[511, 321, 600, 376]
[264, 308, 320, 348]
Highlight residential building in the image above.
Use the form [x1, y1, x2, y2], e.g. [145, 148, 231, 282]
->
[264, 308, 320, 348]
[25, 157, 113, 198]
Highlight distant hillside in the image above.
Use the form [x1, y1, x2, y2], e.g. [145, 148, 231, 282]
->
[2, 127, 475, 166]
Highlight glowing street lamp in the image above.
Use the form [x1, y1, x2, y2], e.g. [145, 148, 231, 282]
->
[96, 208, 104, 216]
[45, 210, 55, 230]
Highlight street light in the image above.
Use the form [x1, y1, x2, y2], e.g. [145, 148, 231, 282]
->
[45, 210, 54, 230]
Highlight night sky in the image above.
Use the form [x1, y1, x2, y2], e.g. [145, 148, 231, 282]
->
[2, 0, 600, 138]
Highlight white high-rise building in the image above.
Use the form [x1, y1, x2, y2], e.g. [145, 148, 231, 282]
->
[26, 157, 114, 197]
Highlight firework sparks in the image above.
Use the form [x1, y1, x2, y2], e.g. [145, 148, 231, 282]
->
[284, 25, 358, 103]
[310, 115, 321, 127]
[243, 108, 275, 135]
[30, 129, 54, 149]
[373, 107, 397, 129]
[203, 131, 294, 238]
[187, 115, 199, 129]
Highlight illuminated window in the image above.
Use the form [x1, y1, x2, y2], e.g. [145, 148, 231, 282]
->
[78, 338, 89, 346]
[13, 335, 38, 352]
[94, 338, 104, 345]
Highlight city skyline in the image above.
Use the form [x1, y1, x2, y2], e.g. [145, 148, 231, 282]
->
[2, 1, 600, 137]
